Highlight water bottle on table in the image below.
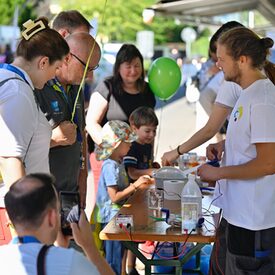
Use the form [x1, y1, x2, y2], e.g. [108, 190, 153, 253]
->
[181, 174, 202, 233]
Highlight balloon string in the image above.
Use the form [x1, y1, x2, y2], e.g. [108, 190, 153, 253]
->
[155, 99, 165, 160]
[71, 0, 108, 122]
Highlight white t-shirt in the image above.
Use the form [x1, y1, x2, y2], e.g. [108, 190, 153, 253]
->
[0, 243, 99, 275]
[0, 67, 51, 174]
[215, 79, 275, 230]
[206, 71, 224, 95]
[215, 80, 242, 108]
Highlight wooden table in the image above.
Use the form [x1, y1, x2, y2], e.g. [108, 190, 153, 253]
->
[100, 186, 220, 275]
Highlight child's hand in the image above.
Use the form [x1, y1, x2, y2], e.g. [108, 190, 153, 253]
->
[134, 175, 152, 189]
[152, 162, 161, 169]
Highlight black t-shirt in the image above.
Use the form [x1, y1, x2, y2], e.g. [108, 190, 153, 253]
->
[35, 81, 85, 192]
[123, 142, 153, 183]
[87, 79, 156, 153]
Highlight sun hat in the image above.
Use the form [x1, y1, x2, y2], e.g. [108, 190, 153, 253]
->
[95, 120, 137, 161]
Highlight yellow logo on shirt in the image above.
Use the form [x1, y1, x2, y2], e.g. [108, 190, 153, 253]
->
[233, 106, 243, 122]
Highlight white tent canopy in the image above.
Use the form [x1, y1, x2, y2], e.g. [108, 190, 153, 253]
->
[151, 0, 275, 26]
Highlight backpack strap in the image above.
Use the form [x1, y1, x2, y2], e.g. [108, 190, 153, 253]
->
[0, 77, 23, 87]
[104, 79, 113, 102]
[37, 244, 53, 275]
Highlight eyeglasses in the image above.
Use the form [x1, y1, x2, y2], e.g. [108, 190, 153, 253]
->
[70, 52, 99, 72]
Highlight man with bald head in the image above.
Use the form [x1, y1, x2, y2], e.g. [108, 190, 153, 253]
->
[35, 32, 101, 207]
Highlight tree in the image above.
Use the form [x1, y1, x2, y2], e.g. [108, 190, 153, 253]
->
[59, 0, 186, 44]
[59, 0, 210, 56]
[0, 0, 23, 25]
[0, 0, 42, 28]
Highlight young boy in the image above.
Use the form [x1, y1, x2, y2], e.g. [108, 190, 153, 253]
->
[124, 106, 160, 182]
[123, 107, 159, 274]
[92, 120, 151, 275]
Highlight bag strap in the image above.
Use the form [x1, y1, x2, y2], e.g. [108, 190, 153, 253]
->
[0, 77, 23, 87]
[37, 244, 52, 275]
[104, 79, 113, 102]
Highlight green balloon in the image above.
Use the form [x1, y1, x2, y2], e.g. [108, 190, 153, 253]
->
[148, 57, 182, 100]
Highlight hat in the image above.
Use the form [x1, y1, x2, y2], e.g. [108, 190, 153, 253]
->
[95, 120, 137, 161]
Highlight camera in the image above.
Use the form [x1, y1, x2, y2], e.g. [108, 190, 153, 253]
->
[60, 191, 80, 236]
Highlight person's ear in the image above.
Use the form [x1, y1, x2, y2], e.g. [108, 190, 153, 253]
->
[38, 56, 49, 70]
[58, 28, 70, 38]
[239, 55, 248, 65]
[48, 208, 58, 228]
[131, 124, 138, 132]
[64, 53, 72, 66]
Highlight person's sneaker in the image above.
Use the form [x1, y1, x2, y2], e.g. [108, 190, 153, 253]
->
[128, 267, 140, 275]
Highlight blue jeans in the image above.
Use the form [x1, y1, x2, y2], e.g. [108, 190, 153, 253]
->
[104, 239, 125, 275]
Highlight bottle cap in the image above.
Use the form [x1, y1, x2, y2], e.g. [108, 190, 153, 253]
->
[188, 173, 196, 180]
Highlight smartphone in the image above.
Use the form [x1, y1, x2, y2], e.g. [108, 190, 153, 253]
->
[59, 191, 80, 236]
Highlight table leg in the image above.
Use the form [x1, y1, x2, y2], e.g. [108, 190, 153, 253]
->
[123, 241, 207, 275]
[181, 243, 206, 275]
[122, 241, 152, 275]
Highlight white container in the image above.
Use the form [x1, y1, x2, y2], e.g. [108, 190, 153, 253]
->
[181, 174, 202, 233]
[152, 166, 186, 189]
[163, 180, 185, 200]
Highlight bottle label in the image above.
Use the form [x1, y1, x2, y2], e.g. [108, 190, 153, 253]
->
[181, 202, 199, 233]
[181, 202, 199, 222]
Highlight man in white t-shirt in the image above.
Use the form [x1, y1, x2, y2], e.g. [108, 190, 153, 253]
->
[198, 27, 275, 275]
[161, 21, 243, 275]
[0, 173, 114, 275]
[162, 21, 244, 165]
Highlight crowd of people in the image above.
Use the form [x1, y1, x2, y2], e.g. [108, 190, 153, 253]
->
[0, 8, 275, 275]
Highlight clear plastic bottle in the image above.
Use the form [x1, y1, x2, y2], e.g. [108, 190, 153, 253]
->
[181, 173, 202, 233]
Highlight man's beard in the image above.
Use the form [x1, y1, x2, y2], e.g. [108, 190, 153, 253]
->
[224, 62, 242, 85]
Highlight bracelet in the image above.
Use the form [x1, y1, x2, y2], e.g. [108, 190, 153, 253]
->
[176, 145, 183, 156]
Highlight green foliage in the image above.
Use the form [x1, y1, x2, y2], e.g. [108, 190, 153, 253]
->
[59, 0, 186, 43]
[147, 16, 187, 44]
[18, 4, 37, 30]
[192, 36, 210, 57]
[0, 0, 39, 28]
[60, 0, 151, 42]
[58, 0, 209, 56]
[58, 0, 210, 56]
[0, 0, 23, 25]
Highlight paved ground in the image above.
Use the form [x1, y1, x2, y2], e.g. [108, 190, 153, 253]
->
[154, 94, 218, 161]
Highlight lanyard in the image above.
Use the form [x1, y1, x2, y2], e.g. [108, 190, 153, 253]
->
[52, 78, 70, 105]
[0, 63, 30, 86]
[51, 78, 82, 143]
[12, 235, 41, 244]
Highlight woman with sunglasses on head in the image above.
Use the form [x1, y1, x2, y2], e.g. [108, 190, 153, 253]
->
[0, 17, 69, 188]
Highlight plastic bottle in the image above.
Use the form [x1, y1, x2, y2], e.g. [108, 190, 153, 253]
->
[181, 173, 202, 233]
